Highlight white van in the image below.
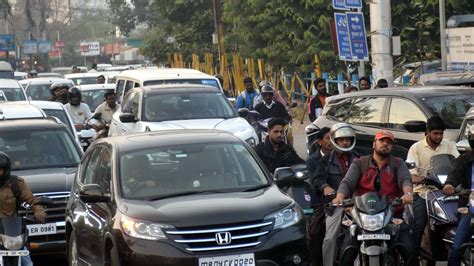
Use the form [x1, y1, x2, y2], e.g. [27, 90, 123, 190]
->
[114, 68, 222, 103]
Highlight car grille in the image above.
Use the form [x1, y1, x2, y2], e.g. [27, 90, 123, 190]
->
[18, 191, 70, 243]
[165, 220, 273, 252]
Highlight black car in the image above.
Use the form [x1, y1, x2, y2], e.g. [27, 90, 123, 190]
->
[0, 118, 83, 254]
[308, 86, 474, 158]
[66, 129, 309, 266]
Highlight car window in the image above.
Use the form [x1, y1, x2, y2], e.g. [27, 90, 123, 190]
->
[82, 89, 109, 112]
[26, 84, 52, 101]
[143, 79, 220, 90]
[124, 81, 134, 96]
[0, 129, 81, 170]
[324, 98, 353, 120]
[70, 77, 97, 85]
[95, 148, 112, 194]
[388, 98, 426, 130]
[116, 79, 125, 99]
[0, 87, 25, 101]
[81, 147, 103, 185]
[121, 92, 136, 113]
[134, 82, 140, 88]
[347, 97, 386, 126]
[119, 142, 269, 199]
[42, 109, 74, 135]
[422, 94, 474, 129]
[131, 93, 140, 117]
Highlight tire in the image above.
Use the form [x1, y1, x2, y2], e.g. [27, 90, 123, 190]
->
[68, 230, 79, 266]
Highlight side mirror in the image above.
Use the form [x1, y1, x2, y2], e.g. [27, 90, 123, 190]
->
[273, 167, 297, 186]
[119, 113, 137, 123]
[404, 120, 426, 132]
[35, 196, 53, 207]
[238, 108, 250, 118]
[456, 139, 471, 153]
[91, 112, 102, 120]
[79, 129, 95, 139]
[79, 184, 109, 203]
[291, 164, 308, 179]
[290, 102, 297, 108]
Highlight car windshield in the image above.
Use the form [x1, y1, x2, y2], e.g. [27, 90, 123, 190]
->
[144, 79, 220, 89]
[142, 92, 236, 121]
[42, 109, 74, 135]
[82, 89, 109, 112]
[70, 77, 98, 85]
[26, 84, 53, 100]
[119, 142, 269, 199]
[422, 94, 474, 129]
[0, 72, 14, 79]
[0, 129, 81, 170]
[0, 87, 25, 101]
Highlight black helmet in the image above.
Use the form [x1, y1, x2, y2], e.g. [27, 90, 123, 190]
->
[260, 85, 274, 95]
[68, 86, 82, 105]
[0, 152, 11, 177]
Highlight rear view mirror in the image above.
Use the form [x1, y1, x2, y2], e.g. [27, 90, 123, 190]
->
[119, 113, 137, 123]
[404, 120, 426, 132]
[273, 167, 296, 186]
[79, 184, 109, 203]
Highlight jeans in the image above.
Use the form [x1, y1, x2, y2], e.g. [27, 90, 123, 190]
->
[339, 223, 419, 266]
[448, 214, 472, 266]
[412, 195, 428, 256]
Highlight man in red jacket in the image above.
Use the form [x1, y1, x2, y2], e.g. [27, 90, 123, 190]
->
[332, 130, 418, 266]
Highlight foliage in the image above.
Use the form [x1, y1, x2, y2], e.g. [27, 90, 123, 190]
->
[108, 0, 136, 37]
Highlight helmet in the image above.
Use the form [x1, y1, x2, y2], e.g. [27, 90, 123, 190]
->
[49, 82, 63, 95]
[259, 80, 272, 88]
[329, 123, 356, 153]
[68, 86, 82, 106]
[468, 125, 474, 149]
[0, 152, 11, 177]
[260, 85, 274, 95]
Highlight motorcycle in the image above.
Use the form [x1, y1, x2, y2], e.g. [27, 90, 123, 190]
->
[334, 192, 409, 266]
[0, 196, 52, 266]
[75, 113, 108, 151]
[273, 164, 313, 221]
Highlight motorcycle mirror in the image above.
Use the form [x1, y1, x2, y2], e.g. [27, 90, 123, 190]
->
[237, 108, 250, 118]
[273, 167, 296, 186]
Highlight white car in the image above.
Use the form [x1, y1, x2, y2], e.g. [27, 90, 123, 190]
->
[108, 84, 258, 146]
[76, 84, 116, 112]
[25, 78, 74, 101]
[29, 101, 79, 141]
[64, 72, 106, 85]
[0, 78, 27, 101]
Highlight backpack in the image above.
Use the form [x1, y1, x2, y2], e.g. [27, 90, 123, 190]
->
[359, 155, 401, 178]
[8, 176, 22, 214]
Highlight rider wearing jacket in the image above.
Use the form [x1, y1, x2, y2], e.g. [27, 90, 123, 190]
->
[443, 125, 474, 266]
[254, 85, 289, 122]
[64, 87, 92, 125]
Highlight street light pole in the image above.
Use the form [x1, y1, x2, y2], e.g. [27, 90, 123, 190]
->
[369, 0, 393, 86]
[439, 0, 447, 71]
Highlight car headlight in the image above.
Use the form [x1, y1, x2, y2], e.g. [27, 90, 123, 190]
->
[265, 205, 302, 229]
[120, 215, 172, 240]
[359, 213, 384, 231]
[245, 137, 256, 147]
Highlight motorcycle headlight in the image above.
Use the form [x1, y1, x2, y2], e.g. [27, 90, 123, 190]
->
[245, 137, 256, 147]
[359, 213, 384, 231]
[433, 201, 449, 222]
[265, 205, 302, 229]
[120, 215, 172, 240]
[1, 235, 24, 250]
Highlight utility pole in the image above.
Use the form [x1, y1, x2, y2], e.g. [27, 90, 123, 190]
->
[357, 7, 365, 78]
[212, 0, 225, 62]
[439, 0, 447, 71]
[369, 0, 393, 86]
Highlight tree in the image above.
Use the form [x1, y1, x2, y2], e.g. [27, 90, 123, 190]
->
[108, 0, 136, 37]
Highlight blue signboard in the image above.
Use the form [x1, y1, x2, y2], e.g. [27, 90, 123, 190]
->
[346, 12, 369, 61]
[345, 0, 363, 9]
[332, 0, 348, 10]
[334, 13, 352, 61]
[0, 35, 15, 52]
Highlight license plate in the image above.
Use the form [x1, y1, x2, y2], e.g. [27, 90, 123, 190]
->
[357, 234, 390, 241]
[198, 253, 255, 266]
[26, 223, 57, 236]
[0, 250, 29, 256]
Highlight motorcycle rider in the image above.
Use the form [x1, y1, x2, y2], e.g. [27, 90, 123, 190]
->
[407, 116, 459, 260]
[64, 87, 92, 125]
[0, 152, 46, 266]
[333, 130, 417, 265]
[254, 85, 290, 122]
[308, 78, 331, 122]
[92, 90, 119, 127]
[443, 125, 474, 266]
[49, 83, 69, 104]
[312, 123, 359, 266]
[253, 80, 289, 111]
[236, 77, 259, 110]
[255, 118, 304, 173]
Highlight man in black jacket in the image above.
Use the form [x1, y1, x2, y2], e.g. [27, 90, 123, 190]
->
[255, 118, 304, 173]
[443, 125, 474, 266]
[254, 85, 289, 122]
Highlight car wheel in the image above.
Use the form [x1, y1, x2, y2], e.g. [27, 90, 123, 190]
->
[68, 230, 79, 266]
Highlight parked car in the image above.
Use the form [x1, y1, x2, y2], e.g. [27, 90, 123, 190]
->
[0, 118, 82, 254]
[0, 61, 14, 79]
[24, 78, 74, 101]
[66, 129, 309, 265]
[114, 68, 223, 103]
[77, 83, 116, 112]
[309, 86, 474, 158]
[0, 78, 27, 101]
[108, 84, 258, 146]
[455, 106, 474, 152]
[64, 72, 105, 85]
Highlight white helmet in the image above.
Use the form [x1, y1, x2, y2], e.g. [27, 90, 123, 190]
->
[330, 123, 356, 153]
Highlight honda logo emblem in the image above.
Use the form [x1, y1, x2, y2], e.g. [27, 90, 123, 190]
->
[215, 232, 232, 245]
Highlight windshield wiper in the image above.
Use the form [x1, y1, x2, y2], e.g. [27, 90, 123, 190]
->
[242, 183, 271, 192]
[146, 189, 228, 201]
